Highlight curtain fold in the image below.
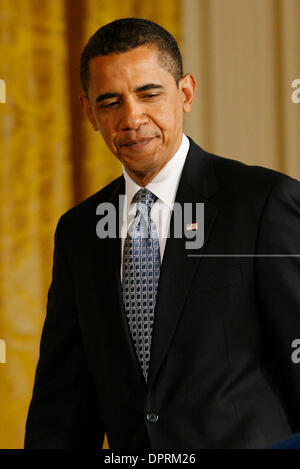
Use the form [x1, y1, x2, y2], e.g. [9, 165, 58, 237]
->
[183, 0, 300, 180]
[0, 0, 72, 449]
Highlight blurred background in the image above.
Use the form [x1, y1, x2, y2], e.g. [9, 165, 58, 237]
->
[0, 0, 299, 449]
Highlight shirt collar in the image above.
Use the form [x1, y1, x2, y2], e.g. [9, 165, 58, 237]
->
[123, 134, 190, 212]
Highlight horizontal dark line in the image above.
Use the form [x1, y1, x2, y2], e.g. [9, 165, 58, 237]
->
[187, 255, 300, 258]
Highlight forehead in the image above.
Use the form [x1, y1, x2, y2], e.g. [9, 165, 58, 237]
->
[87, 46, 174, 93]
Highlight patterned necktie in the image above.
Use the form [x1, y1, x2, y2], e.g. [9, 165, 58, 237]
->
[122, 188, 161, 382]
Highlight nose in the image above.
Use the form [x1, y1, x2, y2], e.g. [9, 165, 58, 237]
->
[120, 98, 148, 131]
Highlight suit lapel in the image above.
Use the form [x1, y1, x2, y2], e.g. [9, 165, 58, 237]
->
[148, 141, 220, 388]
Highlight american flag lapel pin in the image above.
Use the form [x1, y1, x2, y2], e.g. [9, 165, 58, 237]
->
[186, 222, 198, 231]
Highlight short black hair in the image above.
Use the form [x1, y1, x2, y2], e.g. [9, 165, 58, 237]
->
[80, 18, 183, 95]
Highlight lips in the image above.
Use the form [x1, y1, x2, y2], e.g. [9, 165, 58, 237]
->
[120, 137, 156, 148]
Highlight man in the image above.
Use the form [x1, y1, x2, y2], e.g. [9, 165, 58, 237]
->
[25, 18, 300, 449]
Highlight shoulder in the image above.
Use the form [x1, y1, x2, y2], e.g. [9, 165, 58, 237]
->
[188, 138, 300, 199]
[57, 175, 124, 232]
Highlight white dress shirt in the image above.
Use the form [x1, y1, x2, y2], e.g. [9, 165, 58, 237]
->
[121, 134, 190, 275]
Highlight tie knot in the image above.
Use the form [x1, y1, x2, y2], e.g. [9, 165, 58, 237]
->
[133, 188, 158, 210]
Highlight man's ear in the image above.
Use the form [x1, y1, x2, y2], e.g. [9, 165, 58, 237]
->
[79, 94, 99, 131]
[179, 74, 196, 113]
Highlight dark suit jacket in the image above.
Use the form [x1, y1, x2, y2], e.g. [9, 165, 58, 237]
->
[25, 139, 300, 449]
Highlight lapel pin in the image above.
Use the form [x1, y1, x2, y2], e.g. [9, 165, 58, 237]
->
[186, 223, 198, 231]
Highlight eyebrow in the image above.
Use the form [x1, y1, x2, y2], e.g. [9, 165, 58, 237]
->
[95, 83, 164, 103]
[96, 92, 119, 103]
[135, 83, 164, 93]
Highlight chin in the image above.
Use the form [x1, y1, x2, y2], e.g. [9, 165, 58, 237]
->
[129, 164, 157, 176]
[136, 152, 162, 165]
[124, 153, 160, 168]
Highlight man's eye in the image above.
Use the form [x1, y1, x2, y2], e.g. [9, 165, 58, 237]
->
[101, 101, 119, 108]
[143, 93, 158, 99]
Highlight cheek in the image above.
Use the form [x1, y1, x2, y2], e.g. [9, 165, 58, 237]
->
[153, 111, 181, 143]
[151, 98, 182, 131]
[150, 105, 175, 132]
[97, 118, 117, 145]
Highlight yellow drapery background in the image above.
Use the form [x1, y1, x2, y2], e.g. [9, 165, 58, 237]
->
[0, 0, 181, 449]
[0, 0, 299, 450]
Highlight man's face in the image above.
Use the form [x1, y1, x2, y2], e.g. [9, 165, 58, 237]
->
[81, 45, 195, 185]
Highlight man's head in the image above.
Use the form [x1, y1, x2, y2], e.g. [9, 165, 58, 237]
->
[80, 18, 183, 95]
[80, 18, 196, 186]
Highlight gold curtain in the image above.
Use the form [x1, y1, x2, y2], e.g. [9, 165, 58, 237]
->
[183, 0, 300, 180]
[0, 0, 181, 449]
[0, 0, 73, 449]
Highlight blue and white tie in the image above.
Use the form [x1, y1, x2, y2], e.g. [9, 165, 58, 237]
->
[122, 188, 161, 382]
